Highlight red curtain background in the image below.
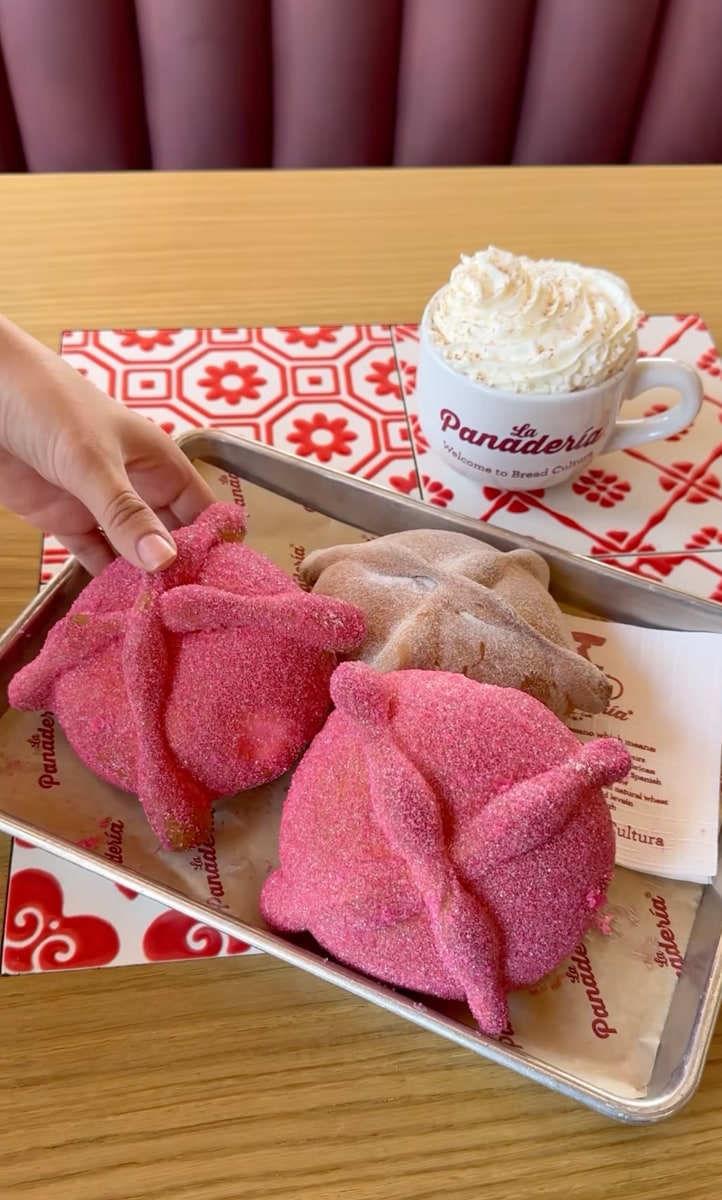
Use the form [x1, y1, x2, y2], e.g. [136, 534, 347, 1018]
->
[0, 0, 718, 172]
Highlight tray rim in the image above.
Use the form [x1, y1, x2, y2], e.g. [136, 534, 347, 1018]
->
[2, 427, 722, 1124]
[174, 432, 722, 633]
[1, 794, 719, 1126]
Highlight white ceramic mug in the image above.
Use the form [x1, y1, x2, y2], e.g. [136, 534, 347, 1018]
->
[415, 300, 703, 491]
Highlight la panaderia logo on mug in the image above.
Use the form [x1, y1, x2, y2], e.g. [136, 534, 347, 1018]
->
[439, 412, 605, 457]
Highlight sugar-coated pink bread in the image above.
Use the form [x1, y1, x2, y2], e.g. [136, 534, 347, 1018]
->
[260, 662, 630, 1036]
[9, 503, 366, 852]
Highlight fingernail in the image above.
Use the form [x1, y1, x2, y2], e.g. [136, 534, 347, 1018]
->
[137, 532, 177, 572]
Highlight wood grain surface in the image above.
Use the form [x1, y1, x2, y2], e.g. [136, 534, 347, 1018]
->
[0, 167, 721, 1199]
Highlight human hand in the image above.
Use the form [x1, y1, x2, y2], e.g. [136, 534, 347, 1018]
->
[0, 316, 215, 575]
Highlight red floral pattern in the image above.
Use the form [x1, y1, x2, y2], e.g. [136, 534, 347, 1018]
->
[392, 324, 420, 343]
[365, 356, 403, 399]
[590, 531, 659, 556]
[278, 325, 341, 348]
[481, 487, 546, 515]
[631, 553, 681, 578]
[421, 476, 454, 507]
[591, 533, 630, 555]
[197, 360, 266, 404]
[697, 348, 721, 377]
[572, 470, 631, 508]
[659, 465, 721, 503]
[396, 358, 417, 396]
[115, 329, 180, 351]
[408, 413, 429, 454]
[686, 526, 722, 550]
[389, 468, 417, 496]
[286, 412, 358, 462]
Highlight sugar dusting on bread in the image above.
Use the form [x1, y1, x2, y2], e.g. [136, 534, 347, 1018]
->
[9, 503, 366, 851]
[261, 662, 630, 1035]
[300, 529, 611, 718]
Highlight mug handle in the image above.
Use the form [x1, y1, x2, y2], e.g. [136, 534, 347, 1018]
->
[603, 357, 703, 455]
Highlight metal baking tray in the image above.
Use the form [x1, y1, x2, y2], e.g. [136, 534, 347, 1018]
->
[2, 428, 722, 1124]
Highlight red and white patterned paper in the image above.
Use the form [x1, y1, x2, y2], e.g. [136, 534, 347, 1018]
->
[2, 317, 720, 974]
[3, 840, 253, 973]
[42, 323, 419, 582]
[392, 315, 722, 598]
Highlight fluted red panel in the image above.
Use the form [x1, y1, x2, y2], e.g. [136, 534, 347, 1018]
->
[394, 0, 534, 166]
[135, 0, 271, 169]
[0, 44, 24, 171]
[631, 0, 722, 164]
[513, 0, 663, 164]
[0, 0, 147, 171]
[272, 0, 403, 168]
[0, 0, 717, 173]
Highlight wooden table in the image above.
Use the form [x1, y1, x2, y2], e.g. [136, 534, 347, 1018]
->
[0, 167, 721, 1199]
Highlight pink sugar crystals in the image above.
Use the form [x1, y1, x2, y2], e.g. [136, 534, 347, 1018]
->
[9, 503, 366, 851]
[261, 662, 630, 1036]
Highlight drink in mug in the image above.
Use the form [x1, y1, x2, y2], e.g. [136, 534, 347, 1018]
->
[415, 248, 703, 490]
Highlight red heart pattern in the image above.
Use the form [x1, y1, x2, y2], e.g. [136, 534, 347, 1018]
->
[3, 869, 120, 972]
[142, 911, 250, 961]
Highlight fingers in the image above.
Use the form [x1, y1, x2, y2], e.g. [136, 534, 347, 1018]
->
[0, 330, 216, 573]
[119, 416, 216, 527]
[59, 529, 117, 576]
[0, 319, 219, 577]
[51, 428, 214, 574]
[58, 512, 182, 576]
[166, 457, 216, 527]
[64, 423, 217, 573]
[112, 502, 178, 572]
[65, 435, 178, 573]
[155, 506, 183, 533]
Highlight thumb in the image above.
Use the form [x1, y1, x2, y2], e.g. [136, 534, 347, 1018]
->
[73, 448, 178, 572]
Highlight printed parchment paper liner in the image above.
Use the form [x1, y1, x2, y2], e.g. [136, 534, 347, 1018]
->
[2, 432, 722, 1123]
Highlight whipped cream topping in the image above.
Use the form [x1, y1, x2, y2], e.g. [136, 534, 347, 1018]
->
[427, 246, 640, 393]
